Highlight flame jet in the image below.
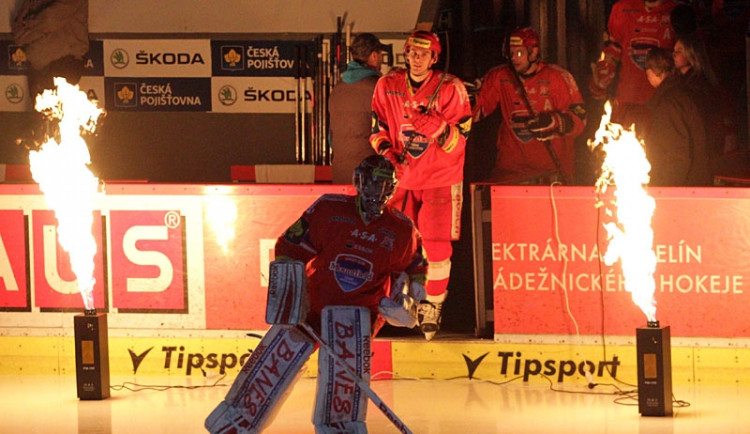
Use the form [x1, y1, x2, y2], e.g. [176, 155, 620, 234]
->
[588, 102, 657, 322]
[29, 77, 104, 310]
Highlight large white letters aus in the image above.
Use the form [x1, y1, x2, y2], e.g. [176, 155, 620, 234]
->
[124, 225, 173, 293]
[44, 225, 79, 295]
[0, 233, 18, 291]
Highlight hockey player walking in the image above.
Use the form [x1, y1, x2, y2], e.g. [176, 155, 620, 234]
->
[370, 30, 472, 341]
[205, 155, 428, 433]
[473, 26, 586, 184]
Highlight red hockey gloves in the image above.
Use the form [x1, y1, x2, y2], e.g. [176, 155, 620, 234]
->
[410, 108, 447, 139]
[528, 112, 573, 141]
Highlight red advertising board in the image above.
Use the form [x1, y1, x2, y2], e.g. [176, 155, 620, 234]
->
[201, 186, 352, 330]
[0, 210, 27, 309]
[491, 186, 750, 337]
[109, 210, 186, 312]
[32, 210, 106, 311]
[0, 183, 352, 331]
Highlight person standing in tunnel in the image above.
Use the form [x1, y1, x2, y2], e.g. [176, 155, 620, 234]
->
[589, 0, 678, 127]
[472, 26, 586, 184]
[370, 30, 472, 341]
[328, 33, 388, 185]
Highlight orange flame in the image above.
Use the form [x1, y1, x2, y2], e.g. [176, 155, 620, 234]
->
[28, 78, 104, 310]
[588, 102, 657, 322]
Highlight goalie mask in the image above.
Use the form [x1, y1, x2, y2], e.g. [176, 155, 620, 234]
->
[354, 155, 397, 221]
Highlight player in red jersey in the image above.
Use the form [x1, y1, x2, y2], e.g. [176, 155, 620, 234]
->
[370, 30, 472, 340]
[590, 0, 678, 126]
[206, 155, 428, 434]
[473, 26, 586, 183]
[275, 154, 428, 335]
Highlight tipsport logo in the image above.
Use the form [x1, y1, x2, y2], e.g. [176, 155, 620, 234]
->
[461, 350, 621, 383]
[128, 345, 254, 375]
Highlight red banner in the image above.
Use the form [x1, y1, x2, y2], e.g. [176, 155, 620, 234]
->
[202, 186, 352, 329]
[0, 210, 27, 309]
[0, 183, 352, 331]
[491, 186, 750, 337]
[31, 209, 106, 310]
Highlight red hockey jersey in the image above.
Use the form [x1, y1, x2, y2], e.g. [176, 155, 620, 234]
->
[607, 0, 678, 106]
[275, 194, 428, 329]
[370, 69, 472, 190]
[473, 62, 585, 180]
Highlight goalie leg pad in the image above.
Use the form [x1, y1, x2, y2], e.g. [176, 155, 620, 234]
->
[205, 325, 315, 433]
[313, 306, 372, 427]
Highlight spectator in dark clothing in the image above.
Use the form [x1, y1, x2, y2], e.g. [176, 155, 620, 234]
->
[673, 35, 737, 156]
[643, 47, 712, 186]
[328, 33, 387, 184]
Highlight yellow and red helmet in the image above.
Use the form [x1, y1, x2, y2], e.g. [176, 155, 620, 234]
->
[404, 30, 442, 57]
[509, 26, 540, 50]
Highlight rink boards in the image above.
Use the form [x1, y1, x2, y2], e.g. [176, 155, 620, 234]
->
[3, 333, 750, 386]
[1, 183, 749, 385]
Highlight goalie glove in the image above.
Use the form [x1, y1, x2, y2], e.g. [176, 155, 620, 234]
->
[410, 107, 447, 140]
[378, 272, 426, 328]
[266, 259, 309, 325]
[391, 271, 426, 303]
[379, 295, 418, 328]
[528, 112, 572, 141]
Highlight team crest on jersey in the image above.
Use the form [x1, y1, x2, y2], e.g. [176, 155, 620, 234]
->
[628, 37, 659, 71]
[401, 125, 430, 158]
[329, 254, 375, 292]
[379, 235, 395, 251]
[510, 110, 534, 143]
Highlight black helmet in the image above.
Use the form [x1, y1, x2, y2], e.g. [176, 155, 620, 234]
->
[353, 155, 397, 220]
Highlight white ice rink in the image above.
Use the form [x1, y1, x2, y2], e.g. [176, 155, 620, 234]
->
[2, 373, 750, 433]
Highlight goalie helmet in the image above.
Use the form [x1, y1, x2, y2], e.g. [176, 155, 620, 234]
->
[404, 30, 442, 57]
[353, 155, 397, 220]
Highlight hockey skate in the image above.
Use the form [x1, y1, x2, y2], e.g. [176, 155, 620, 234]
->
[417, 294, 445, 341]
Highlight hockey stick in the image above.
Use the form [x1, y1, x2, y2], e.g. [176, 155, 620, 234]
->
[300, 323, 414, 434]
[509, 66, 570, 185]
[294, 45, 302, 163]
